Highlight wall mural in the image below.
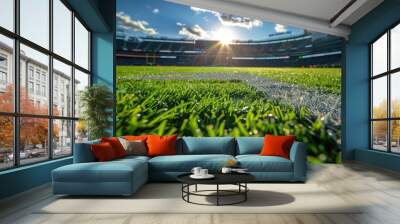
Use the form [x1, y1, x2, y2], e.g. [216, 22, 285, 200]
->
[116, 0, 343, 163]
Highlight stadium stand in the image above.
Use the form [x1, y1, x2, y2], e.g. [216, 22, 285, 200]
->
[116, 31, 343, 67]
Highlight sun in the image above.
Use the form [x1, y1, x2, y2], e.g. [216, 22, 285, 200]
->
[214, 28, 234, 45]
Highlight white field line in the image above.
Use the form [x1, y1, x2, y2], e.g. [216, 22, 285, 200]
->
[119, 73, 341, 123]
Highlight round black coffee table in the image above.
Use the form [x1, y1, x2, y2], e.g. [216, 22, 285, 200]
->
[177, 173, 255, 206]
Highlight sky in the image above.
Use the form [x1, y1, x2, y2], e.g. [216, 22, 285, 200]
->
[117, 0, 305, 42]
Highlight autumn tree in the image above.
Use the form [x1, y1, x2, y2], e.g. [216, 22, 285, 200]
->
[0, 85, 60, 152]
[0, 85, 14, 150]
[372, 99, 400, 144]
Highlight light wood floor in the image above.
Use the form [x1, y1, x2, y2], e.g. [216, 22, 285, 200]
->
[1, 162, 400, 224]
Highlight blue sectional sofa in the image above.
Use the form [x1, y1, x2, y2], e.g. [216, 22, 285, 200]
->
[52, 137, 307, 196]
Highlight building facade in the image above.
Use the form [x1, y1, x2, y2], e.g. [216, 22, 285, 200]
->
[0, 41, 74, 156]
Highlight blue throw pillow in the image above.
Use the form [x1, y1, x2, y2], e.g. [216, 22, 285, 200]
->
[236, 137, 264, 155]
[181, 137, 235, 155]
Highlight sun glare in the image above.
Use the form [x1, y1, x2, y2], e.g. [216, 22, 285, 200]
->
[214, 28, 234, 45]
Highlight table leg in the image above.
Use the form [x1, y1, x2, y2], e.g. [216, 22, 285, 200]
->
[181, 184, 183, 199]
[195, 184, 198, 192]
[217, 184, 219, 206]
[245, 183, 247, 201]
[187, 184, 190, 202]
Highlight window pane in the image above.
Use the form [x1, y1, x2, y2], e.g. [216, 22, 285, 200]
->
[53, 0, 72, 60]
[372, 76, 387, 119]
[391, 72, 400, 118]
[75, 120, 88, 143]
[20, 117, 49, 165]
[0, 34, 14, 112]
[372, 33, 387, 76]
[372, 121, 388, 151]
[20, 44, 49, 115]
[0, 116, 13, 170]
[74, 69, 89, 118]
[20, 0, 49, 49]
[391, 24, 400, 70]
[391, 120, 400, 153]
[53, 59, 72, 117]
[0, 0, 14, 31]
[53, 119, 72, 157]
[75, 18, 89, 70]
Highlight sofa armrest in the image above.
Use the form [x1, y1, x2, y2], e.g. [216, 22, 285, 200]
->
[289, 141, 308, 182]
[73, 140, 100, 163]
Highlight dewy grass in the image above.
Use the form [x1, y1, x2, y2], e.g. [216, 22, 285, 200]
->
[117, 66, 341, 94]
[116, 78, 341, 163]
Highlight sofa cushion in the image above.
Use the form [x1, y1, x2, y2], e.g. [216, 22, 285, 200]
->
[236, 155, 293, 172]
[147, 135, 177, 157]
[149, 154, 235, 172]
[73, 140, 100, 163]
[260, 135, 295, 159]
[124, 135, 149, 141]
[180, 137, 235, 155]
[236, 137, 264, 155]
[119, 138, 147, 156]
[101, 137, 127, 158]
[116, 155, 150, 163]
[91, 142, 118, 161]
[53, 156, 148, 183]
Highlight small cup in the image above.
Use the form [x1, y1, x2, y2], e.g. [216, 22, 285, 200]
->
[191, 167, 202, 176]
[221, 167, 232, 174]
[199, 169, 208, 176]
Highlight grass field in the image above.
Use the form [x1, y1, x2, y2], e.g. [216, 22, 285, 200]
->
[117, 66, 341, 94]
[116, 66, 341, 163]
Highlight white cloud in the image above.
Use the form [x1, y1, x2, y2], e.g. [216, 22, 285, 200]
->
[177, 23, 209, 39]
[275, 24, 287, 33]
[190, 6, 262, 29]
[152, 8, 159, 14]
[218, 15, 262, 29]
[190, 6, 218, 15]
[116, 12, 158, 35]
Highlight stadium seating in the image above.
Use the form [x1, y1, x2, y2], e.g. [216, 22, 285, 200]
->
[116, 33, 343, 67]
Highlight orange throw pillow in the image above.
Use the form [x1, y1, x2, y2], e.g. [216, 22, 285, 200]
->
[260, 135, 296, 159]
[91, 142, 117, 162]
[146, 135, 177, 157]
[101, 137, 126, 158]
[123, 135, 149, 141]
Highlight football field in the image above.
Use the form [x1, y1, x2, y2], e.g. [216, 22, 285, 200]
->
[116, 66, 341, 163]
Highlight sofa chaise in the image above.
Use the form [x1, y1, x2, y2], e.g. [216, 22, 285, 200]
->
[52, 137, 307, 196]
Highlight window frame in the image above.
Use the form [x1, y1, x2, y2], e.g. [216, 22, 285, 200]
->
[0, 0, 92, 171]
[370, 20, 400, 154]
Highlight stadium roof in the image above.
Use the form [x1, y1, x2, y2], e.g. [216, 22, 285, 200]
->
[167, 0, 383, 39]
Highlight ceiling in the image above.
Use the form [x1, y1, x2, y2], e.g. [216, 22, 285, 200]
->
[167, 0, 384, 38]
